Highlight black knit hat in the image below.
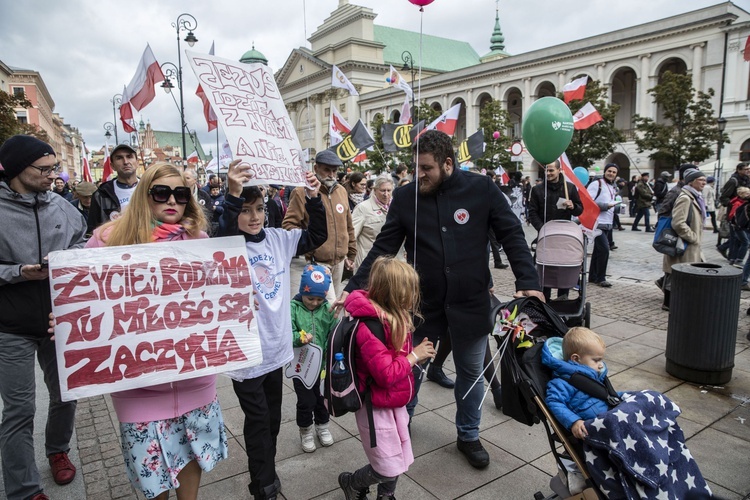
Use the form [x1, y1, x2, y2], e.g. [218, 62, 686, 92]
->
[0, 135, 56, 180]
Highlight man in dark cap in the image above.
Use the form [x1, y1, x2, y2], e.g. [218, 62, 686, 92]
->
[88, 143, 139, 229]
[71, 181, 97, 236]
[0, 135, 86, 500]
[283, 149, 356, 301]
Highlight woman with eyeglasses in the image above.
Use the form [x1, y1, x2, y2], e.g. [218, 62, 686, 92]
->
[85, 163, 225, 500]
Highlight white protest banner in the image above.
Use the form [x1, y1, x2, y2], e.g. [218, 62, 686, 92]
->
[285, 343, 323, 390]
[48, 236, 262, 401]
[185, 51, 306, 187]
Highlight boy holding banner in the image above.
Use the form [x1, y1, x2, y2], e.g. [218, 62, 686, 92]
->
[220, 160, 327, 500]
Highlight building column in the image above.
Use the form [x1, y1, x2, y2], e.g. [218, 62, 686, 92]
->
[691, 43, 705, 94]
[558, 71, 567, 90]
[639, 54, 652, 118]
[348, 92, 360, 124]
[466, 89, 475, 133]
[314, 95, 324, 153]
[523, 77, 532, 112]
[597, 63, 606, 86]
[442, 94, 449, 111]
[493, 83, 501, 101]
[289, 103, 298, 133]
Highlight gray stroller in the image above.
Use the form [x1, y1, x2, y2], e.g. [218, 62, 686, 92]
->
[534, 220, 590, 328]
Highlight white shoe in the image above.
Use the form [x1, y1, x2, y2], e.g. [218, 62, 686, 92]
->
[300, 425, 316, 453]
[316, 422, 334, 447]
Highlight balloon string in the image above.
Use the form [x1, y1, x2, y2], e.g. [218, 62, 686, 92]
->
[412, 5, 425, 270]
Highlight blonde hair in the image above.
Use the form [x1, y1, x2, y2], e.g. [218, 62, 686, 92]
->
[366, 256, 421, 352]
[100, 162, 207, 247]
[562, 327, 606, 361]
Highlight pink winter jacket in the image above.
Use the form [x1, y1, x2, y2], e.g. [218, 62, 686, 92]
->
[85, 226, 217, 423]
[345, 290, 414, 409]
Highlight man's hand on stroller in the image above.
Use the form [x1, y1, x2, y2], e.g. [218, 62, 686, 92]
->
[571, 420, 588, 440]
[513, 289, 546, 302]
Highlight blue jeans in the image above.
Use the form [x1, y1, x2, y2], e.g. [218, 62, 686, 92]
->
[728, 226, 750, 263]
[632, 207, 651, 229]
[406, 330, 487, 441]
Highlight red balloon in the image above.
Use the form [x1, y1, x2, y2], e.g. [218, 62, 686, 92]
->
[409, 0, 435, 6]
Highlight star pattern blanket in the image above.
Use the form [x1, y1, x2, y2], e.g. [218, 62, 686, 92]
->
[583, 390, 710, 500]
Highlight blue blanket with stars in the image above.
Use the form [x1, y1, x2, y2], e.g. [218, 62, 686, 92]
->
[582, 390, 709, 500]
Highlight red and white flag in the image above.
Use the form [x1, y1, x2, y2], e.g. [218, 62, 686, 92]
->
[331, 64, 359, 96]
[495, 165, 510, 185]
[102, 150, 113, 182]
[399, 95, 412, 124]
[119, 86, 136, 134]
[744, 35, 750, 62]
[573, 102, 603, 130]
[426, 103, 461, 137]
[187, 151, 199, 164]
[560, 153, 598, 231]
[196, 41, 218, 132]
[82, 156, 92, 183]
[124, 44, 165, 112]
[329, 104, 351, 146]
[563, 76, 588, 104]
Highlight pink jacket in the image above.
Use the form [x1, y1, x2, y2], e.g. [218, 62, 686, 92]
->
[345, 290, 414, 409]
[85, 227, 216, 423]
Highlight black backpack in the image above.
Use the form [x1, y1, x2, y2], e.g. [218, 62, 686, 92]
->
[324, 316, 385, 447]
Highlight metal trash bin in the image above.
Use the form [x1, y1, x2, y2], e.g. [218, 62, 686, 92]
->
[666, 263, 740, 385]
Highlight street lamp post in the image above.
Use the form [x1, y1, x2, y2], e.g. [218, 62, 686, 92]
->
[103, 122, 115, 142]
[401, 50, 417, 122]
[171, 13, 198, 165]
[110, 94, 122, 144]
[716, 116, 727, 184]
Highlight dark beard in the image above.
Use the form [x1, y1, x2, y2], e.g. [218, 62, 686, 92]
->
[418, 167, 449, 195]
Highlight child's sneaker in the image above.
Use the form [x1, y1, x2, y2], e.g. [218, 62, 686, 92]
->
[316, 422, 334, 447]
[299, 425, 316, 453]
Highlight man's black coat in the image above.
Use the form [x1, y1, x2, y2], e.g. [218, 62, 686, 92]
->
[345, 167, 540, 341]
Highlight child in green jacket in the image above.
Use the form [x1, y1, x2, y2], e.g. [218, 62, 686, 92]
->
[291, 264, 337, 452]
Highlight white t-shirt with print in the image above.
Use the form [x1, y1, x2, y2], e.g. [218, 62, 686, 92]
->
[225, 227, 304, 381]
[113, 181, 137, 211]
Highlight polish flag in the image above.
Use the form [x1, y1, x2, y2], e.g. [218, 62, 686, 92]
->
[119, 85, 136, 134]
[329, 104, 351, 146]
[426, 103, 461, 137]
[196, 41, 217, 132]
[563, 76, 588, 104]
[560, 153, 598, 231]
[187, 150, 199, 164]
[573, 102, 603, 130]
[124, 44, 165, 111]
[82, 156, 92, 183]
[102, 151, 113, 182]
[495, 165, 510, 185]
[399, 95, 412, 124]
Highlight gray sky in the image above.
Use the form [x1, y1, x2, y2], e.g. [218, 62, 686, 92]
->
[3, 0, 749, 156]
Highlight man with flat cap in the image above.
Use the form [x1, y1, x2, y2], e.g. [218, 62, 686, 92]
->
[0, 135, 86, 500]
[283, 150, 356, 300]
[88, 143, 139, 229]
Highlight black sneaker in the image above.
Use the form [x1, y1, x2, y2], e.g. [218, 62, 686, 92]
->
[427, 365, 455, 389]
[456, 438, 490, 469]
[494, 262, 509, 269]
[338, 472, 369, 500]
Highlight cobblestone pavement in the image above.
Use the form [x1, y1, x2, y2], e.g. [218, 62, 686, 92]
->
[7, 219, 750, 499]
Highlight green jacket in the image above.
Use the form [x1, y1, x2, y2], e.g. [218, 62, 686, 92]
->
[291, 294, 337, 350]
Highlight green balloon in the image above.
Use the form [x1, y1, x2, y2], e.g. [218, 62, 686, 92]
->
[594, 166, 601, 172]
[521, 96, 574, 164]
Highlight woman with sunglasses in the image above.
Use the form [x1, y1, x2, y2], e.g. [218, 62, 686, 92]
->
[85, 163, 225, 500]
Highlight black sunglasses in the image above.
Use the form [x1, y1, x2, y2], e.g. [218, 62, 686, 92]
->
[148, 185, 191, 204]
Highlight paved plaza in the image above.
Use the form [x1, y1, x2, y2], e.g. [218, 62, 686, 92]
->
[3, 216, 750, 499]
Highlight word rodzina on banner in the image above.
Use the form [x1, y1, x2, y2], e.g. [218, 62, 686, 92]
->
[186, 50, 306, 187]
[48, 236, 262, 401]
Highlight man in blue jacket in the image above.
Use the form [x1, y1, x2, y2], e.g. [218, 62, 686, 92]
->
[337, 130, 542, 469]
[0, 135, 87, 500]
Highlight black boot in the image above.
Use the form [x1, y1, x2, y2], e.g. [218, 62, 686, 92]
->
[427, 365, 455, 388]
[457, 438, 490, 469]
[339, 471, 371, 500]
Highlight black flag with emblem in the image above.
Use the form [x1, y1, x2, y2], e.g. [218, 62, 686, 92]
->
[456, 130, 485, 164]
[327, 119, 375, 162]
[381, 120, 425, 152]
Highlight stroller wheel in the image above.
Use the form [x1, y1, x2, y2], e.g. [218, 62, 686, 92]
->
[584, 303, 591, 328]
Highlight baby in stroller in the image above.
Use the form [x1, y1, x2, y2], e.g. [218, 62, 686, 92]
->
[541, 326, 710, 499]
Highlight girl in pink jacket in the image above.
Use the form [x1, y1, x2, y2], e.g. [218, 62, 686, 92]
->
[338, 256, 435, 500]
[85, 163, 226, 500]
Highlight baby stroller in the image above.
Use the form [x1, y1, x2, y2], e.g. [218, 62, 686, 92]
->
[491, 296, 601, 499]
[534, 220, 590, 328]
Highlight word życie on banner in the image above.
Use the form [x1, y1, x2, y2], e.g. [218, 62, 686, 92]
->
[49, 236, 262, 401]
[185, 51, 306, 187]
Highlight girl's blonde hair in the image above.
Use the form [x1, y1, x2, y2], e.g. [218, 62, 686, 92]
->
[562, 327, 606, 360]
[100, 162, 207, 247]
[366, 256, 421, 352]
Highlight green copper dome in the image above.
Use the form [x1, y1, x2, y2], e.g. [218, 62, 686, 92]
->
[490, 10, 505, 51]
[240, 43, 268, 65]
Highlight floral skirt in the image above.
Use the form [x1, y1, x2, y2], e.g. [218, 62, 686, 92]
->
[119, 399, 228, 499]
